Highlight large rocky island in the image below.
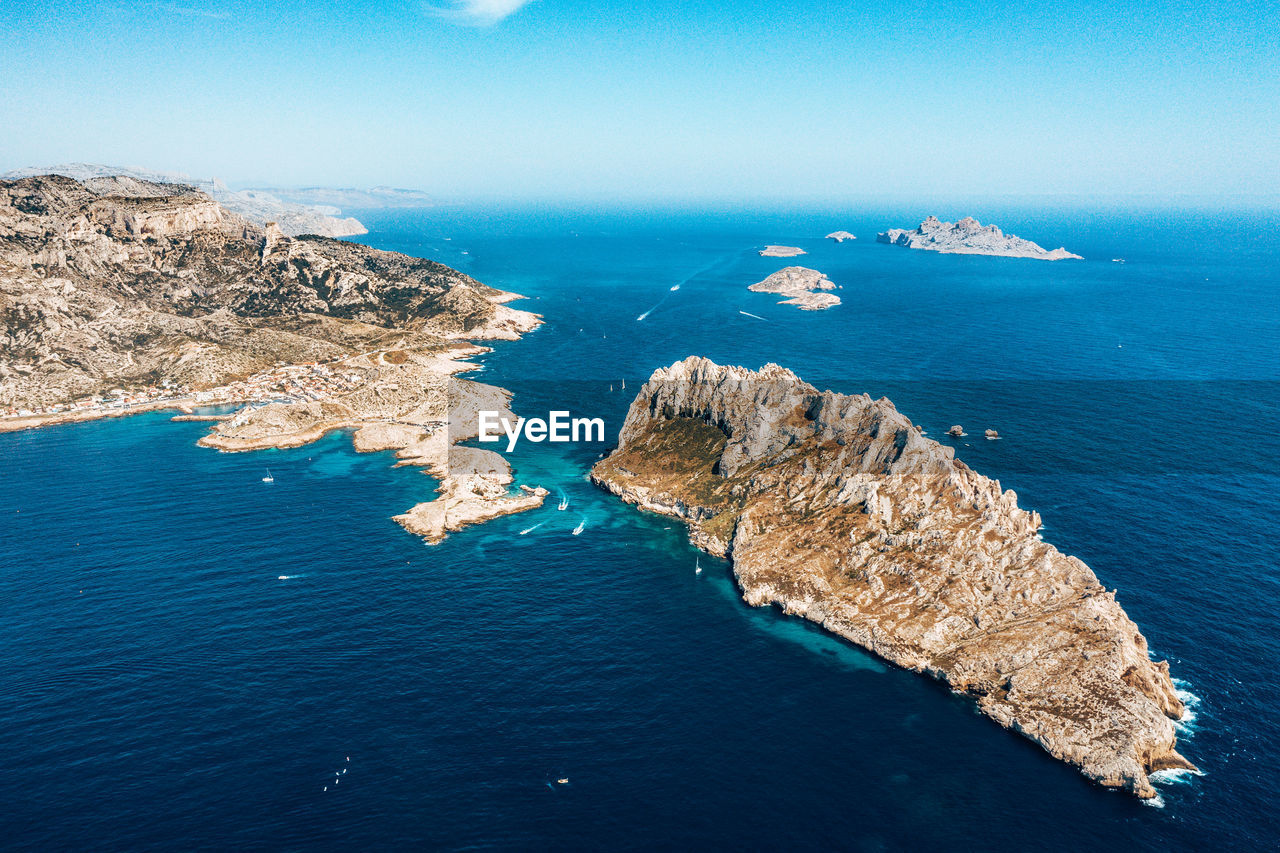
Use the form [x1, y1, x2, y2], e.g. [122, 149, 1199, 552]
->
[0, 173, 545, 541]
[878, 216, 1082, 260]
[591, 357, 1193, 799]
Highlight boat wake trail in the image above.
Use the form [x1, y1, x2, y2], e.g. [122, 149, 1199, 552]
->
[636, 267, 702, 321]
[519, 522, 545, 535]
[738, 310, 768, 321]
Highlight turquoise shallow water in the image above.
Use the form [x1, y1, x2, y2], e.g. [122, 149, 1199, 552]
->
[1, 205, 1278, 849]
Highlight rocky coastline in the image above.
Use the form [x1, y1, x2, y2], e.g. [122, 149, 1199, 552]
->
[1, 172, 546, 542]
[591, 356, 1194, 798]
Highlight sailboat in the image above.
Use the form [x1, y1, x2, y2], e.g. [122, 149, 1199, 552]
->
[572, 518, 585, 535]
[262, 468, 274, 483]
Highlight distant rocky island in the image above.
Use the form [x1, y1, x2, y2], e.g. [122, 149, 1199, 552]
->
[0, 173, 544, 542]
[592, 357, 1193, 799]
[877, 216, 1082, 260]
[749, 267, 840, 310]
[758, 245, 805, 257]
[0, 164, 433, 239]
[825, 231, 856, 242]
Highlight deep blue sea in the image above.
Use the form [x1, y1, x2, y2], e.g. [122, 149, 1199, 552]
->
[2, 204, 1278, 850]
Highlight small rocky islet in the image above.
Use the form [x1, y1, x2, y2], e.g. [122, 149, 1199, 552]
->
[748, 266, 840, 310]
[592, 356, 1194, 799]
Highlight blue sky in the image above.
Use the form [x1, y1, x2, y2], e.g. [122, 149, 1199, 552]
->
[1, 0, 1276, 201]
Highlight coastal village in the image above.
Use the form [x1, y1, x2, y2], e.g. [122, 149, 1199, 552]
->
[0, 359, 368, 421]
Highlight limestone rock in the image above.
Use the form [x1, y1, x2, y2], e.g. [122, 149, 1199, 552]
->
[825, 231, 856, 242]
[2, 163, 370, 237]
[758, 245, 806, 257]
[748, 267, 840, 311]
[877, 216, 1082, 260]
[0, 173, 540, 411]
[591, 357, 1193, 799]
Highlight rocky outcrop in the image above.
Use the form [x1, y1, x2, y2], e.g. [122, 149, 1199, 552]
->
[877, 216, 1082, 260]
[0, 174, 540, 410]
[825, 231, 856, 242]
[2, 163, 370, 237]
[748, 267, 840, 311]
[758, 245, 805, 257]
[591, 357, 1193, 799]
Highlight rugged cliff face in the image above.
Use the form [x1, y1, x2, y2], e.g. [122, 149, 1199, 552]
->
[591, 356, 1194, 799]
[0, 174, 537, 409]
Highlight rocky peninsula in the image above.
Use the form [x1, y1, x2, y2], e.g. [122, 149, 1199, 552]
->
[877, 216, 1082, 260]
[758, 245, 805, 258]
[591, 357, 1193, 798]
[748, 267, 840, 310]
[0, 172, 545, 542]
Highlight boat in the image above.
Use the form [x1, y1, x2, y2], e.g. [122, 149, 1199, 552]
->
[556, 778, 569, 784]
[695, 556, 702, 575]
[572, 518, 585, 535]
[262, 469, 274, 483]
[558, 493, 568, 511]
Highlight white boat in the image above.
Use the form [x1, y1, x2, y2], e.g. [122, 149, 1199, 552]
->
[262, 468, 274, 483]
[696, 556, 703, 575]
[558, 493, 569, 511]
[572, 518, 585, 535]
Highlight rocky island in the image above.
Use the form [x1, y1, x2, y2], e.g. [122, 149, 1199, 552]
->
[825, 231, 856, 242]
[591, 357, 1193, 799]
[748, 267, 841, 310]
[877, 216, 1082, 260]
[0, 173, 545, 541]
[758, 245, 806, 257]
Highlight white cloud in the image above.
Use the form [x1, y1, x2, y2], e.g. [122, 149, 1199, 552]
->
[430, 0, 536, 26]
